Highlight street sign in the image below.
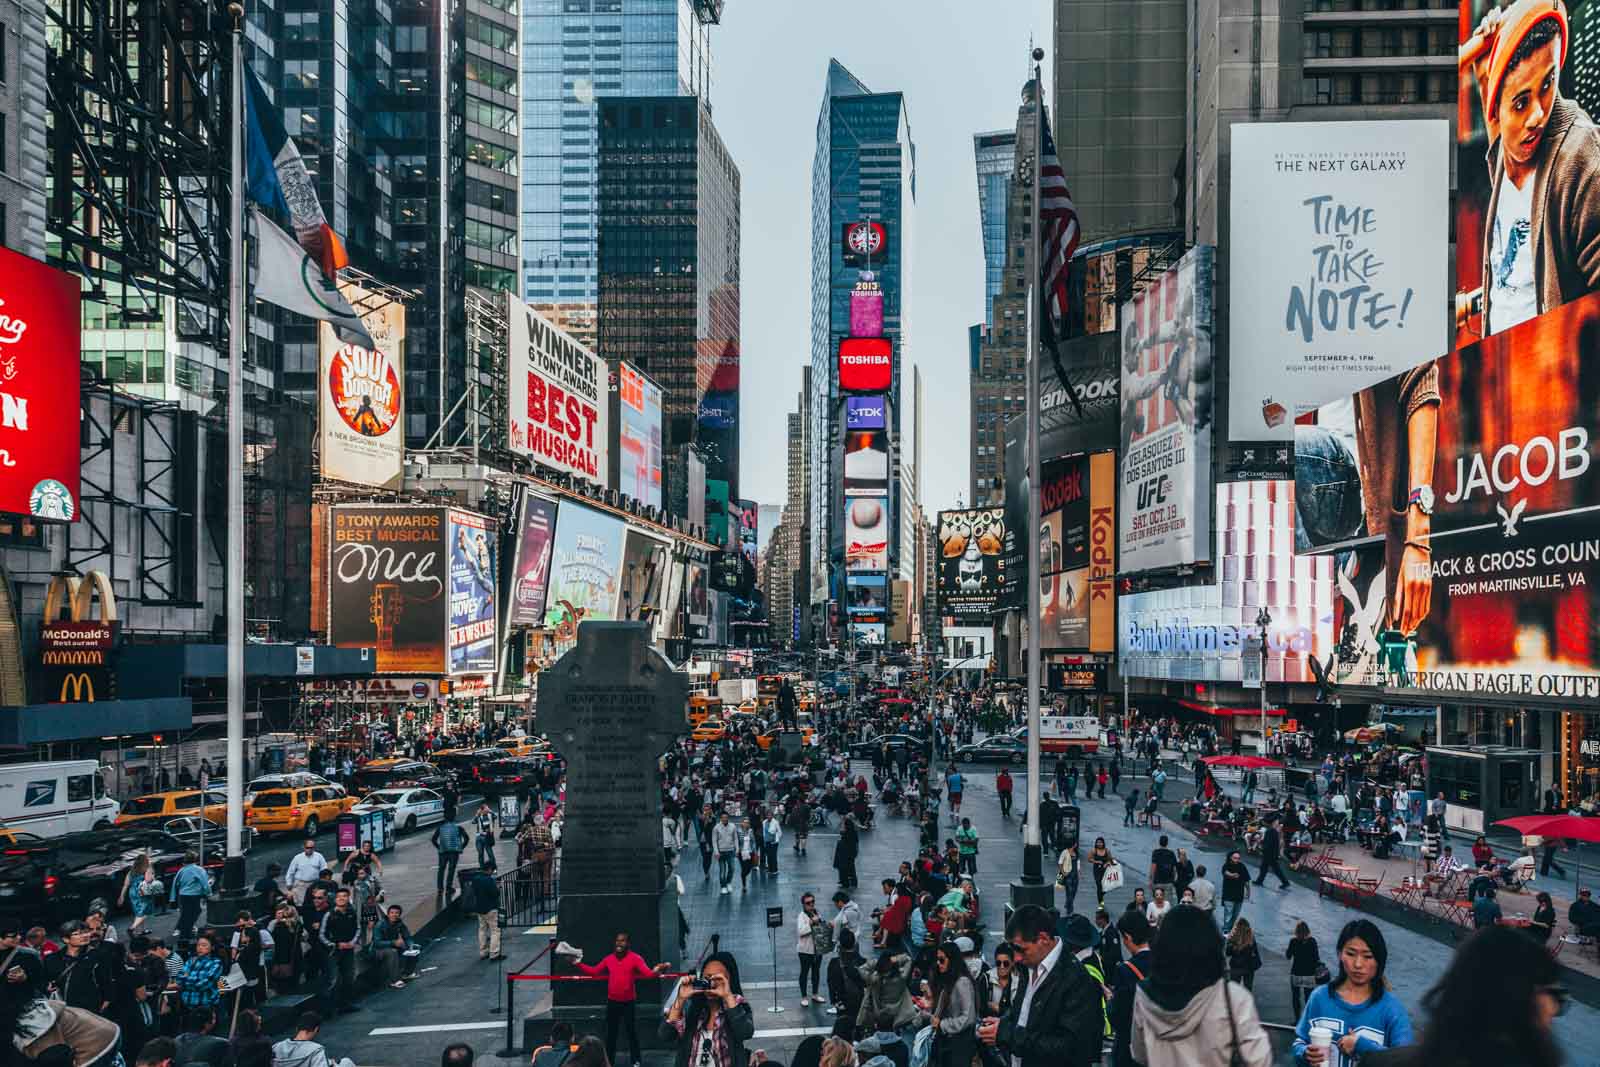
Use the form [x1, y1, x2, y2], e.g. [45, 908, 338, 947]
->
[765, 906, 783, 929]
[1242, 636, 1262, 690]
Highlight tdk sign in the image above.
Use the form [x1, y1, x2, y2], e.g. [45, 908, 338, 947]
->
[847, 396, 886, 430]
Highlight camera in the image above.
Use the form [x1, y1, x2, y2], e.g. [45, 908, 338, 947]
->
[691, 977, 713, 992]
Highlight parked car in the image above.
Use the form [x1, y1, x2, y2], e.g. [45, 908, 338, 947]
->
[692, 720, 727, 743]
[471, 757, 544, 796]
[953, 735, 1028, 764]
[431, 747, 504, 784]
[0, 827, 221, 925]
[848, 733, 918, 760]
[245, 784, 354, 837]
[351, 787, 448, 833]
[157, 816, 255, 855]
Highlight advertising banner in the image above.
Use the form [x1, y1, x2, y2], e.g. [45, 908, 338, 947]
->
[1039, 333, 1122, 458]
[1119, 482, 1334, 682]
[851, 280, 884, 337]
[698, 391, 737, 431]
[508, 495, 557, 627]
[507, 294, 609, 486]
[0, 247, 82, 522]
[842, 221, 887, 269]
[847, 574, 888, 621]
[737, 499, 759, 568]
[318, 283, 405, 489]
[1228, 121, 1449, 459]
[1300, 291, 1600, 702]
[1048, 663, 1108, 691]
[844, 430, 889, 497]
[1119, 244, 1214, 573]
[618, 528, 670, 622]
[1089, 451, 1117, 653]
[1042, 457, 1090, 575]
[328, 506, 447, 673]
[615, 361, 663, 511]
[839, 337, 893, 393]
[446, 509, 497, 675]
[685, 560, 709, 626]
[1040, 568, 1089, 650]
[543, 502, 626, 628]
[846, 396, 886, 430]
[936, 508, 1006, 622]
[845, 496, 890, 573]
[849, 621, 886, 646]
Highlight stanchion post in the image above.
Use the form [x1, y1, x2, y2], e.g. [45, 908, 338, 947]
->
[764, 906, 785, 1014]
[499, 975, 515, 1057]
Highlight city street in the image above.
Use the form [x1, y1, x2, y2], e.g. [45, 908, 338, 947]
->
[289, 759, 1600, 1066]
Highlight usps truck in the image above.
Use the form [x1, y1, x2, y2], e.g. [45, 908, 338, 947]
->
[0, 760, 121, 838]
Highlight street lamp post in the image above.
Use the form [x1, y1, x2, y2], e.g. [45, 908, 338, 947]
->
[1256, 606, 1272, 754]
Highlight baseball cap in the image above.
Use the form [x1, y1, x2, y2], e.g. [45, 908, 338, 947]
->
[953, 936, 975, 954]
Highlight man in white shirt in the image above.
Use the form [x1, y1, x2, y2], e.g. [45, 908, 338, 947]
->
[1188, 864, 1217, 916]
[284, 839, 329, 901]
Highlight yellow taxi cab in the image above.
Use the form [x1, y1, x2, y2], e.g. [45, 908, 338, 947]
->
[245, 783, 354, 837]
[687, 695, 721, 727]
[755, 726, 814, 751]
[691, 719, 727, 743]
[493, 737, 548, 758]
[116, 790, 227, 828]
[0, 823, 46, 850]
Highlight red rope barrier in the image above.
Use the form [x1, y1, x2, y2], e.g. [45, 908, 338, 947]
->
[506, 971, 695, 982]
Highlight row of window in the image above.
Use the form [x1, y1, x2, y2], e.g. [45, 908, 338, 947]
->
[1303, 26, 1454, 58]
[466, 14, 518, 54]
[1302, 71, 1452, 105]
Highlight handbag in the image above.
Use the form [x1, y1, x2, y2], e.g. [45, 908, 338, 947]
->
[1314, 962, 1331, 985]
[1220, 979, 1246, 1067]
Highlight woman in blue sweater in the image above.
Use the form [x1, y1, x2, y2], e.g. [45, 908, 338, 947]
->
[1293, 920, 1413, 1066]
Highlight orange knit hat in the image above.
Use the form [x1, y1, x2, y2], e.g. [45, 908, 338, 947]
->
[1486, 0, 1568, 116]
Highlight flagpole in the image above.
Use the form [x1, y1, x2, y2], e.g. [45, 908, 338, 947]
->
[225, 1, 248, 889]
[1012, 46, 1052, 912]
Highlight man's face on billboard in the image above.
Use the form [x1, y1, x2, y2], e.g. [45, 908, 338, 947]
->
[1500, 37, 1560, 174]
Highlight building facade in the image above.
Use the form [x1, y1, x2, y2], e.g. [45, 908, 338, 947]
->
[596, 94, 741, 511]
[520, 0, 721, 351]
[1053, 0, 1187, 243]
[0, 0, 47, 261]
[809, 59, 914, 634]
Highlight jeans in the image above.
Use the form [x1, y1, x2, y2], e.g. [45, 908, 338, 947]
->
[605, 999, 641, 1066]
[326, 948, 355, 1009]
[718, 850, 735, 888]
[1063, 871, 1079, 915]
[1255, 855, 1290, 887]
[960, 853, 977, 875]
[175, 895, 204, 940]
[1221, 899, 1243, 932]
[436, 851, 460, 895]
[1294, 425, 1365, 552]
[998, 792, 1012, 816]
[477, 834, 495, 868]
[798, 952, 821, 997]
[762, 842, 779, 872]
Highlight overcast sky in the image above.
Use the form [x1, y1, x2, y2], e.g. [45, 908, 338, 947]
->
[717, 0, 1050, 516]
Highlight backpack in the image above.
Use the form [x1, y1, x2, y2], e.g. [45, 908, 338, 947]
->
[810, 915, 834, 955]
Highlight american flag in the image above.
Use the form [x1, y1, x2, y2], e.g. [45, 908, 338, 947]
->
[1038, 115, 1080, 342]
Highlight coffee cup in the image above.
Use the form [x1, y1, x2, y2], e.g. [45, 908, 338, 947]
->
[1307, 1026, 1333, 1056]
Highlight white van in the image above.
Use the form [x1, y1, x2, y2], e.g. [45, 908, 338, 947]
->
[0, 760, 120, 838]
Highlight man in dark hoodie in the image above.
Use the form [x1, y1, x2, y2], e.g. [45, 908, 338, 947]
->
[1108, 910, 1153, 1067]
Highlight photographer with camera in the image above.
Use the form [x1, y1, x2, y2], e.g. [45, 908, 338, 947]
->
[661, 951, 754, 1067]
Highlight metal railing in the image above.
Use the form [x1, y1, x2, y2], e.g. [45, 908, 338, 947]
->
[497, 857, 560, 928]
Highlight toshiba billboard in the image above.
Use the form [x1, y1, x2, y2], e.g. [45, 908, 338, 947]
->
[838, 337, 892, 393]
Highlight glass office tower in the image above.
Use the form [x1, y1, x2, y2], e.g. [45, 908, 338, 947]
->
[521, 0, 719, 350]
[973, 129, 1014, 326]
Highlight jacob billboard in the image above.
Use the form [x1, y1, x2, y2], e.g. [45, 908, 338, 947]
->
[319, 283, 405, 489]
[0, 247, 82, 522]
[507, 294, 609, 487]
[1228, 121, 1449, 460]
[1119, 245, 1214, 574]
[1299, 291, 1600, 702]
[328, 505, 447, 673]
[936, 508, 1005, 622]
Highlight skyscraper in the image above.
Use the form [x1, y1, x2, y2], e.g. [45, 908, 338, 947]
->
[973, 129, 1015, 325]
[596, 94, 740, 513]
[521, 0, 721, 350]
[809, 59, 914, 635]
[969, 82, 1039, 508]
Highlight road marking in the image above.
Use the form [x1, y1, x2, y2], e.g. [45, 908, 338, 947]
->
[752, 1026, 833, 1038]
[369, 1021, 504, 1036]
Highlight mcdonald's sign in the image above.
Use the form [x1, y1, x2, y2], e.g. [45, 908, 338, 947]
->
[37, 571, 117, 704]
[58, 673, 95, 703]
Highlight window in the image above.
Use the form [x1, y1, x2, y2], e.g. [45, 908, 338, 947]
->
[466, 14, 517, 53]
[175, 793, 202, 810]
[464, 218, 517, 255]
[466, 138, 518, 173]
[466, 97, 517, 134]
[466, 57, 516, 92]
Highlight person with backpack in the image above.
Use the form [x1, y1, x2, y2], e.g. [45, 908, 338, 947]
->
[1109, 911, 1153, 1067]
[530, 1022, 576, 1067]
[826, 929, 867, 1033]
[798, 892, 829, 1005]
[460, 857, 503, 962]
[1061, 915, 1111, 1060]
[431, 814, 468, 900]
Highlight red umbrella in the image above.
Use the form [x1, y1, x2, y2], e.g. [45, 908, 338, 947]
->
[1201, 755, 1284, 769]
[1496, 814, 1600, 890]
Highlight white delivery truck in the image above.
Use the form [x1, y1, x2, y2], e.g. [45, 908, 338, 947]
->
[717, 678, 758, 706]
[0, 759, 121, 837]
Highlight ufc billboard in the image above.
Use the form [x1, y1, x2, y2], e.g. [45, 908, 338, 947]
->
[838, 337, 892, 394]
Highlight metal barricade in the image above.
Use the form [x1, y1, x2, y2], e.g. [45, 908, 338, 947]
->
[497, 858, 560, 928]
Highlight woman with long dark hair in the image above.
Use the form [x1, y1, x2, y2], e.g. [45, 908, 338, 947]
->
[1292, 919, 1413, 1065]
[1089, 837, 1114, 906]
[1130, 905, 1271, 1066]
[925, 941, 976, 1067]
[1361, 925, 1564, 1067]
[661, 950, 754, 1067]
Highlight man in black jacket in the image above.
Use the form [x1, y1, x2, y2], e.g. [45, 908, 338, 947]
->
[1108, 911, 1152, 1067]
[976, 905, 1101, 1067]
[1253, 817, 1291, 889]
[318, 887, 362, 1014]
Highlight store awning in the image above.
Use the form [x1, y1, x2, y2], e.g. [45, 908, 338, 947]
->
[1177, 699, 1286, 718]
[0, 697, 192, 745]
